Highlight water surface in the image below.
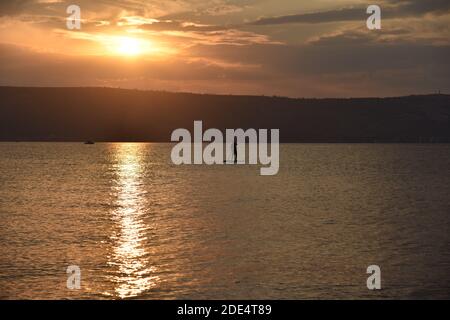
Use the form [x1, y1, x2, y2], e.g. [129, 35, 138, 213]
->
[0, 143, 449, 299]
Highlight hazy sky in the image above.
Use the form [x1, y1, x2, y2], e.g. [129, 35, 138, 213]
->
[0, 0, 449, 97]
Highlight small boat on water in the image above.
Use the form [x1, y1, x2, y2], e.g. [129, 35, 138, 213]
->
[84, 141, 95, 145]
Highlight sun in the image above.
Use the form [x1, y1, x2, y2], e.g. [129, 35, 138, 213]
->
[99, 34, 170, 57]
[116, 37, 142, 56]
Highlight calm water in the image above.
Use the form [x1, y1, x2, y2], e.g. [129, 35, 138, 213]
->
[0, 143, 449, 299]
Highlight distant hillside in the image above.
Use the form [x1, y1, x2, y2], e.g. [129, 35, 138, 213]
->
[1, 87, 449, 142]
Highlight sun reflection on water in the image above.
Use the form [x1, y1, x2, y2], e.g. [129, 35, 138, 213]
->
[108, 143, 158, 299]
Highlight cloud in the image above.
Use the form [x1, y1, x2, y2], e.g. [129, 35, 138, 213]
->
[203, 4, 244, 16]
[390, 0, 450, 15]
[137, 19, 281, 46]
[154, 28, 281, 46]
[0, 0, 35, 16]
[139, 20, 227, 32]
[306, 13, 450, 47]
[251, 7, 365, 26]
[249, 0, 450, 26]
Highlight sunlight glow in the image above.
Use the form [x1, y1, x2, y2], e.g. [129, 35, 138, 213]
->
[114, 37, 146, 56]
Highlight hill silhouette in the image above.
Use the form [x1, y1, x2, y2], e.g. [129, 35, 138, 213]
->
[1, 87, 449, 142]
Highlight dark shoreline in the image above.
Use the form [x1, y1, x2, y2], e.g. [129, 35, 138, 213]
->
[1, 87, 449, 143]
[2, 141, 450, 144]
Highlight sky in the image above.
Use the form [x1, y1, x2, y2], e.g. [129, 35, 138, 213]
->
[0, 0, 449, 97]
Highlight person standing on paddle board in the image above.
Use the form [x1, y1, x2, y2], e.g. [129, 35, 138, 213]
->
[233, 140, 238, 163]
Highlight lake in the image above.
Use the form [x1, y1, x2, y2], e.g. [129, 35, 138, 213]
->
[0, 143, 449, 299]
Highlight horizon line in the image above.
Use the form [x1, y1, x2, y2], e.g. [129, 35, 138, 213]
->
[1, 85, 448, 101]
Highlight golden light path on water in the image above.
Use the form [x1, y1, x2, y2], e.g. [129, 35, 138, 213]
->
[108, 143, 158, 299]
